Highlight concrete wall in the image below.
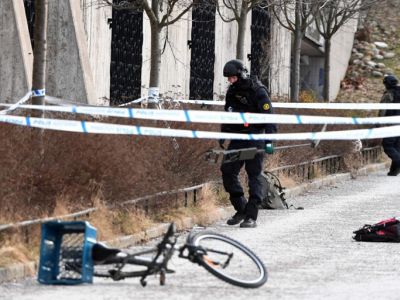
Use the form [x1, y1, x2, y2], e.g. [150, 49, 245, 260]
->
[46, 1, 97, 104]
[329, 17, 358, 101]
[0, 0, 32, 103]
[141, 9, 192, 99]
[141, 6, 253, 101]
[269, 12, 357, 102]
[0, 1, 356, 105]
[269, 17, 291, 99]
[80, 0, 112, 105]
[213, 8, 252, 99]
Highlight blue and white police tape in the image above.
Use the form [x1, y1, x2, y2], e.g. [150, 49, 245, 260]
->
[138, 98, 400, 110]
[118, 96, 149, 106]
[32, 89, 45, 97]
[1, 114, 400, 140]
[0, 89, 45, 115]
[0, 91, 32, 115]
[42, 94, 148, 107]
[37, 93, 400, 110]
[4, 103, 400, 125]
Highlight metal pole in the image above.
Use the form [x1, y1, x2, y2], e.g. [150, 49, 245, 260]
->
[193, 189, 197, 205]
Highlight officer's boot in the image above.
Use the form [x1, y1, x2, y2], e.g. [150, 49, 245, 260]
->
[227, 196, 247, 225]
[388, 161, 396, 176]
[388, 161, 400, 176]
[239, 201, 258, 228]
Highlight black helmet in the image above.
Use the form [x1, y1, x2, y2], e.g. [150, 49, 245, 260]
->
[383, 75, 398, 88]
[223, 59, 248, 78]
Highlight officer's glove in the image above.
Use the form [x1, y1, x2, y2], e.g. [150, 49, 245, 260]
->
[264, 141, 274, 154]
[218, 139, 225, 149]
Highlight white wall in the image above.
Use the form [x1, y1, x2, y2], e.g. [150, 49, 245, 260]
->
[141, 5, 254, 101]
[213, 7, 252, 99]
[80, 0, 112, 105]
[269, 18, 291, 99]
[141, 8, 192, 99]
[329, 17, 358, 101]
[142, 4, 254, 101]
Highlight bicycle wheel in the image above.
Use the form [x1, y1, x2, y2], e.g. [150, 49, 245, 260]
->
[189, 231, 267, 288]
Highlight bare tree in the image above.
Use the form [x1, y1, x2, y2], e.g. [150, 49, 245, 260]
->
[102, 0, 195, 102]
[314, 0, 377, 100]
[270, 0, 322, 102]
[31, 0, 49, 106]
[215, 0, 270, 60]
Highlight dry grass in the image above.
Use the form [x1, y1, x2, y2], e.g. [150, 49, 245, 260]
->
[88, 196, 155, 241]
[0, 180, 222, 268]
[0, 115, 219, 223]
[0, 246, 33, 268]
[153, 183, 223, 228]
[190, 183, 222, 225]
[0, 230, 39, 269]
[278, 173, 300, 188]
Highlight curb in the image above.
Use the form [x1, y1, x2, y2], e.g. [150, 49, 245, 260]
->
[0, 262, 36, 284]
[107, 207, 233, 248]
[0, 162, 388, 284]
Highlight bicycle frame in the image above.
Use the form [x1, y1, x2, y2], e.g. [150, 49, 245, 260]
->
[94, 224, 178, 285]
[37, 221, 258, 288]
[178, 244, 233, 269]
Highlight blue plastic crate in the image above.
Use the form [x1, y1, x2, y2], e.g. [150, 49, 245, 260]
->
[37, 220, 97, 285]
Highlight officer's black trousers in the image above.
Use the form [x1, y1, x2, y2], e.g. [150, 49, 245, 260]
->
[220, 140, 265, 220]
[382, 136, 400, 168]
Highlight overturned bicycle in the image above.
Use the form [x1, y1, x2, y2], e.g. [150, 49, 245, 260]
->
[37, 220, 267, 288]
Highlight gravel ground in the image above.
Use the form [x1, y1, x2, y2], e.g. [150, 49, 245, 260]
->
[2, 170, 400, 300]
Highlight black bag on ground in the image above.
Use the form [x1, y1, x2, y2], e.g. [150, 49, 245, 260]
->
[259, 171, 303, 210]
[353, 217, 400, 242]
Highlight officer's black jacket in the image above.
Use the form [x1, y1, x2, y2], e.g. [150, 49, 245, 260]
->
[221, 77, 277, 135]
[380, 86, 400, 117]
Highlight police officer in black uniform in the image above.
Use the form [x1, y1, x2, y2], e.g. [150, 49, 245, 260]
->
[379, 75, 400, 176]
[220, 59, 277, 228]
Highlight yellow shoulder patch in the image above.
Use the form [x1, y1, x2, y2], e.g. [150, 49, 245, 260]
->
[263, 103, 270, 110]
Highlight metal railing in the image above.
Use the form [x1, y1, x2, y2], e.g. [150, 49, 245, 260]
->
[271, 146, 382, 179]
[361, 146, 382, 164]
[271, 154, 343, 179]
[0, 183, 211, 234]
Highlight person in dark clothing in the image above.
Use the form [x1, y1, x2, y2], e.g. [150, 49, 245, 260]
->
[379, 75, 400, 176]
[219, 59, 277, 228]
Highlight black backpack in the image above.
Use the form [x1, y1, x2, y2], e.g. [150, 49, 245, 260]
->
[353, 217, 400, 242]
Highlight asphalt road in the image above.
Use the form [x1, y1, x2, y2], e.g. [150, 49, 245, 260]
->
[2, 170, 400, 300]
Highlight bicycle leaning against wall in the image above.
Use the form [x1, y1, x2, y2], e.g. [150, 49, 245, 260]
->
[37, 221, 267, 288]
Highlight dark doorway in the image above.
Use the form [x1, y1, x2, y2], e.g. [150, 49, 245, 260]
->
[23, 0, 35, 47]
[189, 2, 216, 100]
[110, 2, 143, 105]
[250, 5, 271, 89]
